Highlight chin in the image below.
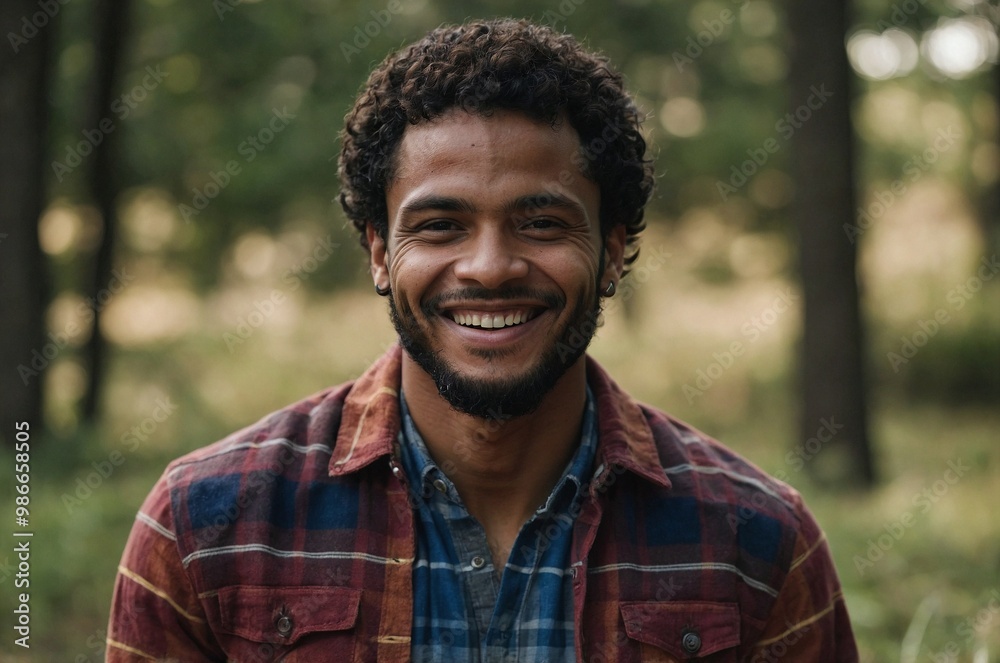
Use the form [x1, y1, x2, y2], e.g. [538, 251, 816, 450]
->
[389, 290, 598, 420]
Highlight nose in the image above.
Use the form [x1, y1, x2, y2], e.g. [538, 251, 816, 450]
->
[452, 227, 529, 289]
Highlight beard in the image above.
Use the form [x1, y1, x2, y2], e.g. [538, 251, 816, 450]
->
[388, 284, 602, 420]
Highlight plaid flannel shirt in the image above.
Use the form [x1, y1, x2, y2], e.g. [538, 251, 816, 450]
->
[108, 345, 858, 662]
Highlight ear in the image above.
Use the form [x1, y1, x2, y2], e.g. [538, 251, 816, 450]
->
[601, 224, 626, 290]
[366, 223, 390, 290]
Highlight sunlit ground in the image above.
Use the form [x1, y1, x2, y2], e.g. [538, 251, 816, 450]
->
[2, 173, 999, 661]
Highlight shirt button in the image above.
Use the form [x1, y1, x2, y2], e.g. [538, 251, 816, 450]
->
[391, 465, 403, 479]
[681, 630, 701, 655]
[432, 478, 448, 493]
[276, 614, 293, 638]
[470, 555, 486, 569]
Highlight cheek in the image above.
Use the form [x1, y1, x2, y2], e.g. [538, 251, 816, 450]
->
[540, 249, 601, 289]
[388, 246, 449, 295]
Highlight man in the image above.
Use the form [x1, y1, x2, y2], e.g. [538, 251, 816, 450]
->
[108, 18, 858, 662]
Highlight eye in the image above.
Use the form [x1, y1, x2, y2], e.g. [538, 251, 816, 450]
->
[522, 217, 562, 231]
[419, 219, 460, 232]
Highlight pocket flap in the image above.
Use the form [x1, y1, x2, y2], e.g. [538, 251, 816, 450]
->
[620, 601, 740, 658]
[218, 585, 361, 645]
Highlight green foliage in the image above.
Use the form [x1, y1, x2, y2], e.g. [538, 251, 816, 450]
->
[898, 322, 1000, 403]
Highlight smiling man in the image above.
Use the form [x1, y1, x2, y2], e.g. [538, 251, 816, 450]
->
[108, 19, 858, 662]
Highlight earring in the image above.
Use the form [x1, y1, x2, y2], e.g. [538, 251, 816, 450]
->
[374, 283, 391, 297]
[603, 281, 616, 297]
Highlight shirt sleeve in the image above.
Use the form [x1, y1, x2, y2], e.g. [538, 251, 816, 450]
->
[106, 472, 226, 661]
[748, 493, 859, 662]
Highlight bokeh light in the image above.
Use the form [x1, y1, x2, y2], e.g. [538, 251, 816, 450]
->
[922, 16, 998, 78]
[847, 29, 919, 80]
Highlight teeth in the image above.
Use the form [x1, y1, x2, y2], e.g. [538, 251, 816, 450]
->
[452, 310, 533, 329]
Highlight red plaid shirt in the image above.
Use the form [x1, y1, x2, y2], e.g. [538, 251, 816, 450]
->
[107, 346, 858, 661]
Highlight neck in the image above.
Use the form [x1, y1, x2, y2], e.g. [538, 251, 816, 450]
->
[401, 354, 587, 530]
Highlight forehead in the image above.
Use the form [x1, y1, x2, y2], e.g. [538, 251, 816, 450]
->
[390, 109, 586, 184]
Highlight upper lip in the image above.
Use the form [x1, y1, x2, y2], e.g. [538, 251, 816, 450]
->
[436, 300, 548, 313]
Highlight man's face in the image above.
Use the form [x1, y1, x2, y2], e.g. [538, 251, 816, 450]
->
[368, 109, 624, 419]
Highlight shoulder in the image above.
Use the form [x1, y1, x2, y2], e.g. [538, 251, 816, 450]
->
[165, 381, 353, 489]
[155, 381, 356, 551]
[638, 403, 809, 544]
[644, 406, 804, 513]
[586, 355, 808, 544]
[612, 403, 829, 623]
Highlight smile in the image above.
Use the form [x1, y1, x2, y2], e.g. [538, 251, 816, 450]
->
[448, 309, 538, 330]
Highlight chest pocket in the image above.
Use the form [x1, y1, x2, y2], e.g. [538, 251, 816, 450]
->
[620, 601, 740, 662]
[216, 585, 362, 661]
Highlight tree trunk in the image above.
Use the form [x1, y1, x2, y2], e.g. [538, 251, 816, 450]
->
[0, 1, 55, 446]
[788, 0, 876, 487]
[982, 60, 1000, 258]
[81, 0, 131, 421]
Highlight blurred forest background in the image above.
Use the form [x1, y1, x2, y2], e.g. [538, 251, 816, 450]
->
[1, 0, 999, 659]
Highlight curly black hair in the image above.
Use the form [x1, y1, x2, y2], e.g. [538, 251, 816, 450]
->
[338, 18, 654, 270]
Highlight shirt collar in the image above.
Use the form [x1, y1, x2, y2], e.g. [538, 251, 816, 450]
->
[395, 386, 599, 511]
[328, 344, 670, 490]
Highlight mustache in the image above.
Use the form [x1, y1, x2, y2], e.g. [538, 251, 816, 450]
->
[421, 286, 565, 316]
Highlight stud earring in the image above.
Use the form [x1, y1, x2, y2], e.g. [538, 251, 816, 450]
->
[374, 283, 391, 297]
[603, 281, 616, 297]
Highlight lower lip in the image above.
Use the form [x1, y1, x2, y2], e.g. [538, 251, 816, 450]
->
[440, 312, 546, 347]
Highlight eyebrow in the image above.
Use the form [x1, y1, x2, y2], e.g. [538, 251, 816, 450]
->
[505, 192, 586, 218]
[398, 195, 477, 217]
